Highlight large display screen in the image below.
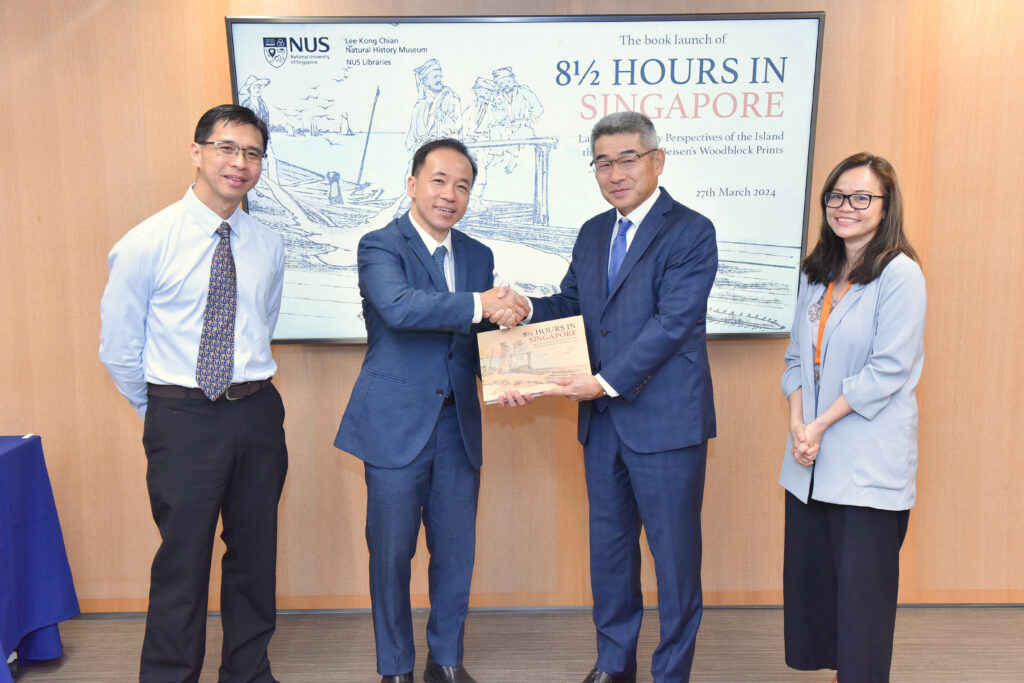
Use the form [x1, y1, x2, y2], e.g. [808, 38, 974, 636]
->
[227, 13, 824, 342]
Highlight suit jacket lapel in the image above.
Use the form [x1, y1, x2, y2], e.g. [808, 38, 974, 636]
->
[821, 283, 865, 353]
[606, 191, 671, 303]
[452, 229, 468, 293]
[587, 210, 616, 301]
[598, 211, 610, 294]
[398, 213, 448, 292]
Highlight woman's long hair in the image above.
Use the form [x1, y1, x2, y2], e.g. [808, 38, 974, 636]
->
[802, 153, 918, 285]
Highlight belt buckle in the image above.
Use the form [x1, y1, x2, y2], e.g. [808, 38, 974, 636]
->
[225, 383, 247, 401]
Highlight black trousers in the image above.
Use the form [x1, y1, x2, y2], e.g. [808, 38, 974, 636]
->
[140, 384, 288, 683]
[783, 492, 910, 683]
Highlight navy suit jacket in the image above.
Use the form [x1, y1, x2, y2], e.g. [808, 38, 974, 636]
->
[531, 188, 718, 453]
[335, 213, 494, 469]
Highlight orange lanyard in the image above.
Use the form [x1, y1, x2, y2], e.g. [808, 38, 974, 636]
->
[814, 281, 852, 366]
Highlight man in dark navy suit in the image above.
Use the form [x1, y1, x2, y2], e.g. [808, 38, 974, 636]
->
[504, 112, 718, 683]
[335, 139, 524, 683]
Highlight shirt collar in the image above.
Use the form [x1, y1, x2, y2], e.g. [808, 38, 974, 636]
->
[184, 185, 245, 237]
[408, 211, 453, 255]
[617, 187, 662, 229]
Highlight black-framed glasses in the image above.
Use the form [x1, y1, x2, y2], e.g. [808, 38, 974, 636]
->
[590, 149, 658, 174]
[198, 140, 266, 164]
[823, 191, 885, 210]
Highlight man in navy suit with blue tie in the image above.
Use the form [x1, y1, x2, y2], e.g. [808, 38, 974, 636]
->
[335, 139, 524, 683]
[504, 112, 718, 682]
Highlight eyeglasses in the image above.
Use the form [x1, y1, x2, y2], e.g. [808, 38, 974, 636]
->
[198, 140, 266, 164]
[823, 192, 885, 210]
[590, 149, 658, 174]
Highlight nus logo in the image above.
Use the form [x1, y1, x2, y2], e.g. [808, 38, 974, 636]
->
[262, 37, 330, 67]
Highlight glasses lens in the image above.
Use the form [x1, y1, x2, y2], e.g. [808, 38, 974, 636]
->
[824, 192, 842, 207]
[850, 194, 872, 209]
[215, 143, 238, 158]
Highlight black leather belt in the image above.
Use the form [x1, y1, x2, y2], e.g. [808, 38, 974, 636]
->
[148, 379, 272, 401]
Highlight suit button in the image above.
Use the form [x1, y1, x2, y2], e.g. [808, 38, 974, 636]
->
[448, 352, 453, 360]
[436, 389, 445, 396]
[600, 329, 609, 336]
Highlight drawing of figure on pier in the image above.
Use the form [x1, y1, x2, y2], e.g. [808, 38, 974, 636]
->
[406, 58, 463, 149]
[364, 58, 464, 231]
[489, 67, 544, 173]
[461, 76, 501, 205]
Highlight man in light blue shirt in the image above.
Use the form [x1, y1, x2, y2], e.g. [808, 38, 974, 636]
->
[99, 104, 287, 683]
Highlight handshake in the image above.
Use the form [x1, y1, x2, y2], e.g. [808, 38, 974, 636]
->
[480, 286, 530, 327]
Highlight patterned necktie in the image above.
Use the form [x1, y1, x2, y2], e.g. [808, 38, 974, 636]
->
[607, 217, 632, 295]
[196, 222, 236, 400]
[432, 245, 449, 290]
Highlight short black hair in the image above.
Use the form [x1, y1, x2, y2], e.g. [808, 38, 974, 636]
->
[410, 138, 478, 184]
[194, 104, 269, 150]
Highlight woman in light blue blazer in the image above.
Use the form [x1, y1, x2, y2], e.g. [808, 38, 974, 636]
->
[780, 153, 926, 683]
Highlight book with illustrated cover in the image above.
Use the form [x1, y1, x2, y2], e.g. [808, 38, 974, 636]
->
[478, 315, 591, 404]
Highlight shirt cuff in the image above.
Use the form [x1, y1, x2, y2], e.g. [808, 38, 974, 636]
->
[595, 373, 617, 397]
[472, 292, 482, 324]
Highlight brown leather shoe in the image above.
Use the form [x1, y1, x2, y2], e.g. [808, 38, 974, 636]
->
[423, 653, 477, 683]
[582, 668, 637, 683]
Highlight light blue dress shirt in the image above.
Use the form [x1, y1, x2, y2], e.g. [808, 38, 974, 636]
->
[99, 187, 285, 417]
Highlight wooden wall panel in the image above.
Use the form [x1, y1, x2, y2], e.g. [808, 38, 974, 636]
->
[1, 0, 1021, 613]
[909, 0, 1024, 602]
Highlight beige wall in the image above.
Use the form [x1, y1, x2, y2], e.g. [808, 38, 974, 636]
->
[1, 0, 1021, 612]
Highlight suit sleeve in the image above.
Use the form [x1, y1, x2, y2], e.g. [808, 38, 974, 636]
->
[600, 216, 718, 401]
[358, 230, 477, 334]
[529, 238, 584, 323]
[477, 248, 498, 334]
[841, 258, 927, 419]
[781, 274, 809, 399]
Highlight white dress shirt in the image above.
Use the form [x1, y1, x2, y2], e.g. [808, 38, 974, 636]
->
[99, 186, 285, 417]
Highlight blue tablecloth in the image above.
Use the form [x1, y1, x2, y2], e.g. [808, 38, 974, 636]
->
[0, 435, 80, 682]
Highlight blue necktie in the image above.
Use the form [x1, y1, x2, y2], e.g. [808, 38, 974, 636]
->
[432, 245, 449, 290]
[607, 217, 632, 295]
[432, 245, 454, 397]
[196, 222, 236, 400]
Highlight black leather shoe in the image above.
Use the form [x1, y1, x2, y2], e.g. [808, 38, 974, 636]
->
[381, 675, 412, 683]
[423, 653, 477, 683]
[582, 669, 637, 683]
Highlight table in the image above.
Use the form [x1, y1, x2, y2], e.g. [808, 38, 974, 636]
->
[0, 435, 80, 682]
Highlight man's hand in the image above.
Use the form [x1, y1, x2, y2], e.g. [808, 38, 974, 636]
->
[481, 286, 529, 326]
[497, 389, 535, 407]
[542, 374, 605, 402]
